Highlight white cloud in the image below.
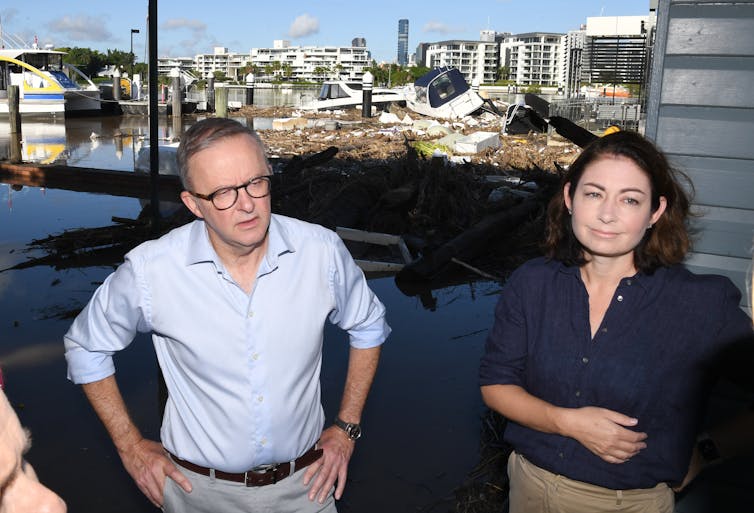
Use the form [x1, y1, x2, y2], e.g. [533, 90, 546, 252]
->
[162, 18, 207, 33]
[422, 21, 466, 34]
[288, 13, 319, 39]
[0, 7, 20, 24]
[46, 15, 112, 42]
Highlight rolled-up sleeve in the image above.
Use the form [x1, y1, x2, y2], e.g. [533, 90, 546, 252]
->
[64, 257, 149, 384]
[328, 236, 390, 349]
[479, 270, 529, 387]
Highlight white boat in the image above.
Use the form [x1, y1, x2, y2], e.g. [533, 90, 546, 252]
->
[0, 46, 102, 116]
[405, 67, 484, 120]
[301, 80, 406, 111]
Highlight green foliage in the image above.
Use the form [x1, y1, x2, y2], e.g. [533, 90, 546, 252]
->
[212, 70, 230, 82]
[363, 61, 422, 87]
[58, 47, 106, 77]
[524, 84, 542, 93]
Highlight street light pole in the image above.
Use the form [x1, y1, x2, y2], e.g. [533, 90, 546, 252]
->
[130, 28, 140, 78]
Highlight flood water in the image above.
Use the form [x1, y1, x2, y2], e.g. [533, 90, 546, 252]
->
[0, 115, 499, 513]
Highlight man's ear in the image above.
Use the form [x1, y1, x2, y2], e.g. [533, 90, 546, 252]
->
[180, 191, 204, 218]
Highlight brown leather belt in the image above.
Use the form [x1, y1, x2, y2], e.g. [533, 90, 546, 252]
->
[169, 446, 323, 487]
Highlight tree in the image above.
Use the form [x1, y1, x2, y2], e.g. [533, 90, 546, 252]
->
[313, 66, 330, 81]
[58, 47, 106, 78]
[497, 66, 510, 81]
[213, 70, 229, 82]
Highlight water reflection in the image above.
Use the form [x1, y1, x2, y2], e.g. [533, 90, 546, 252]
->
[0, 113, 502, 512]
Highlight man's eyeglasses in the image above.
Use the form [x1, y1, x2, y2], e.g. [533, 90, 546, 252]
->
[187, 176, 272, 211]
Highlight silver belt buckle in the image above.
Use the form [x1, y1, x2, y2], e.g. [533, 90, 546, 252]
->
[245, 464, 279, 486]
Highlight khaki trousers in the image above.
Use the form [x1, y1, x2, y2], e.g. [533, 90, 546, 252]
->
[507, 452, 674, 513]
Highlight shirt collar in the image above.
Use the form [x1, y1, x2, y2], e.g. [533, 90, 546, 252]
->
[555, 258, 657, 291]
[183, 216, 296, 272]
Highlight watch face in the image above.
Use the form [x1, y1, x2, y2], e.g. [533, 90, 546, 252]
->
[347, 424, 362, 440]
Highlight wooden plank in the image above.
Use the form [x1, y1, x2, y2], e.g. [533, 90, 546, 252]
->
[684, 252, 752, 310]
[661, 56, 754, 108]
[336, 227, 402, 245]
[670, 156, 754, 210]
[656, 106, 754, 160]
[666, 4, 754, 56]
[690, 206, 754, 260]
[0, 162, 182, 201]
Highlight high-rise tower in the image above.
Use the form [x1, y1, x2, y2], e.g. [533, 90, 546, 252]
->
[397, 19, 409, 66]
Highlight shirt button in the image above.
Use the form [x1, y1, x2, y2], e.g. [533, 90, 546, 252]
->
[575, 390, 581, 397]
[626, 279, 633, 286]
[617, 295, 624, 302]
[601, 327, 608, 333]
[257, 395, 264, 402]
[559, 452, 564, 459]
[261, 438, 267, 446]
[252, 353, 260, 361]
[582, 357, 589, 364]
[248, 311, 254, 318]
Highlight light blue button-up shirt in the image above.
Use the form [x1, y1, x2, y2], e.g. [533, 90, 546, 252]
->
[64, 214, 390, 472]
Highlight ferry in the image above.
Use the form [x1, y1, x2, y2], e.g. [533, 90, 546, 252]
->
[0, 45, 102, 116]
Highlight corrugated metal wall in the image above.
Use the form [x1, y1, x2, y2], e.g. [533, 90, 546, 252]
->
[645, 0, 754, 310]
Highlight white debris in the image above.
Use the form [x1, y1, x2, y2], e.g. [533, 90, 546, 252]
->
[427, 125, 453, 137]
[378, 112, 402, 124]
[454, 131, 502, 154]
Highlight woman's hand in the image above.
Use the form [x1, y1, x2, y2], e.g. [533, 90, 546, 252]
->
[562, 406, 648, 464]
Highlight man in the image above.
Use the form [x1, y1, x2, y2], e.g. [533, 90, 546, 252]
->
[64, 118, 390, 512]
[0, 386, 67, 512]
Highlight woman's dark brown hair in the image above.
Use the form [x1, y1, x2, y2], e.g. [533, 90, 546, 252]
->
[544, 130, 692, 273]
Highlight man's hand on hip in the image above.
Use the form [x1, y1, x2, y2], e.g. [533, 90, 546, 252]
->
[303, 426, 354, 504]
[118, 438, 192, 508]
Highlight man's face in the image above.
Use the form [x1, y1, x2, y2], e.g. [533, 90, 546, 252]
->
[180, 134, 273, 258]
[0, 390, 66, 512]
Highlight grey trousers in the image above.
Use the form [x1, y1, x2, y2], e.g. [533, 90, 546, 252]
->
[163, 464, 337, 513]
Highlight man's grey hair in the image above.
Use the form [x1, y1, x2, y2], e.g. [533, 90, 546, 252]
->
[176, 118, 269, 189]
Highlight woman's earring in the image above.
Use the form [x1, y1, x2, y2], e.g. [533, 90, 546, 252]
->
[647, 224, 653, 229]
[568, 209, 573, 215]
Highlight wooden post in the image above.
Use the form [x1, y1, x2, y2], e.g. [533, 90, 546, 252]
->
[361, 71, 373, 118]
[9, 85, 22, 135]
[245, 73, 255, 106]
[207, 76, 215, 113]
[112, 69, 121, 101]
[215, 85, 228, 118]
[170, 68, 181, 118]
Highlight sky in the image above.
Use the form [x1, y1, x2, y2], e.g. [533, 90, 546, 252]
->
[0, 0, 651, 63]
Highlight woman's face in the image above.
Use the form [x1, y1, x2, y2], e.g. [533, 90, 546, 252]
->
[564, 154, 667, 266]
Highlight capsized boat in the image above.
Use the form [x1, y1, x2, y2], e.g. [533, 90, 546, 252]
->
[0, 46, 102, 116]
[301, 80, 406, 111]
[405, 67, 484, 120]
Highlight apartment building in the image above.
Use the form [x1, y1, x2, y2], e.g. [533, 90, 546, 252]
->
[560, 28, 587, 96]
[423, 39, 500, 84]
[251, 40, 371, 81]
[193, 47, 250, 80]
[157, 41, 371, 82]
[501, 32, 564, 87]
[583, 15, 655, 87]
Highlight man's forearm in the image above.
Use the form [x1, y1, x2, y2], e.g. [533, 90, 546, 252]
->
[337, 346, 381, 423]
[82, 375, 144, 453]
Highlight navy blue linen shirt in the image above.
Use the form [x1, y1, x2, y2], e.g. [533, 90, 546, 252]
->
[479, 257, 754, 490]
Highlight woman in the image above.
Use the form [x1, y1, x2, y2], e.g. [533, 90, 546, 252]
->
[479, 131, 754, 513]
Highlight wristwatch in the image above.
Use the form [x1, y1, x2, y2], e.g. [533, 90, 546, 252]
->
[334, 418, 362, 440]
[696, 433, 721, 463]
